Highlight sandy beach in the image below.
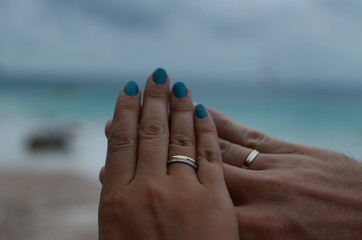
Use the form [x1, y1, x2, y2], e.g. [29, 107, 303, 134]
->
[0, 168, 101, 240]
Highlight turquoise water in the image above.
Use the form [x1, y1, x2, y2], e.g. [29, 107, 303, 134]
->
[1, 75, 361, 175]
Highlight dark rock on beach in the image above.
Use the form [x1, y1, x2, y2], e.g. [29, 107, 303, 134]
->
[26, 128, 74, 153]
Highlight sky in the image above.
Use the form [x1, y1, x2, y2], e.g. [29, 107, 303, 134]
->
[0, 0, 362, 85]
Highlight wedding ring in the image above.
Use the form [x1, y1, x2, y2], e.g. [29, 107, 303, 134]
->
[167, 155, 198, 171]
[242, 150, 260, 169]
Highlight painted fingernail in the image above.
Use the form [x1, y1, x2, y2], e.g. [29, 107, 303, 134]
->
[173, 82, 187, 98]
[152, 68, 167, 84]
[195, 104, 207, 119]
[124, 81, 138, 96]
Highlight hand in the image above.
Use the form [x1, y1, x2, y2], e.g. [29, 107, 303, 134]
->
[98, 70, 239, 240]
[208, 107, 362, 240]
[100, 91, 362, 239]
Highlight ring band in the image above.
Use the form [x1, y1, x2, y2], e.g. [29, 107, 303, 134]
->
[167, 155, 198, 171]
[242, 150, 260, 169]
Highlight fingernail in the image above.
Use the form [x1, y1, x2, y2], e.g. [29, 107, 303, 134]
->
[124, 81, 138, 96]
[173, 82, 187, 98]
[195, 104, 207, 119]
[152, 68, 167, 84]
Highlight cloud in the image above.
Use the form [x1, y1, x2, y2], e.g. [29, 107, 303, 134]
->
[0, 0, 361, 84]
[319, 0, 362, 17]
[41, 0, 169, 30]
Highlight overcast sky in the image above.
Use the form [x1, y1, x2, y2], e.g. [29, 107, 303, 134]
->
[1, 0, 361, 85]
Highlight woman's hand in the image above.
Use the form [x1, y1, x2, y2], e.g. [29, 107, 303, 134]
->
[101, 83, 362, 239]
[98, 70, 239, 240]
[208, 107, 362, 240]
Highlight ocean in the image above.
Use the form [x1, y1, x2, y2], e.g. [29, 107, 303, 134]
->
[1, 75, 361, 179]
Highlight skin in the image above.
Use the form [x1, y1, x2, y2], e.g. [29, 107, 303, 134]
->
[101, 106, 362, 240]
[98, 74, 239, 240]
[207, 107, 362, 239]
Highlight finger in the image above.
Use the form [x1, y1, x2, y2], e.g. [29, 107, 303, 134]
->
[104, 81, 141, 188]
[99, 166, 105, 185]
[105, 119, 112, 139]
[221, 137, 306, 170]
[194, 104, 225, 187]
[220, 138, 271, 170]
[219, 138, 253, 168]
[136, 68, 170, 177]
[168, 82, 197, 179]
[207, 107, 298, 154]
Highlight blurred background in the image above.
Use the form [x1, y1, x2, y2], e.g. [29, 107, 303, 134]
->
[1, 0, 361, 239]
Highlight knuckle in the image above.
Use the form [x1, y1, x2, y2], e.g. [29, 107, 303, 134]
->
[170, 134, 194, 147]
[100, 189, 125, 209]
[114, 99, 138, 113]
[145, 182, 165, 200]
[219, 139, 231, 155]
[145, 88, 166, 100]
[200, 124, 214, 134]
[143, 182, 166, 216]
[99, 189, 132, 222]
[198, 149, 221, 164]
[246, 129, 265, 142]
[109, 131, 136, 150]
[171, 102, 193, 112]
[139, 122, 164, 138]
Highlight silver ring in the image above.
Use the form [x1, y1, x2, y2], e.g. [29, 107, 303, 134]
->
[167, 155, 198, 171]
[242, 150, 260, 169]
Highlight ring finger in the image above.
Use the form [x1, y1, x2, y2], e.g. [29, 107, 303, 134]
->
[220, 138, 272, 170]
[168, 82, 197, 179]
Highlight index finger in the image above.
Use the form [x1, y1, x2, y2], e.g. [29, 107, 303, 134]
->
[103, 81, 141, 189]
[207, 107, 298, 154]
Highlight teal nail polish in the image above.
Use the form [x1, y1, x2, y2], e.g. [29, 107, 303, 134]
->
[195, 104, 207, 119]
[124, 81, 138, 96]
[173, 82, 187, 98]
[152, 68, 167, 84]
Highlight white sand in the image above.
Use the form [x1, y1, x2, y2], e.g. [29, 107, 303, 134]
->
[0, 168, 101, 240]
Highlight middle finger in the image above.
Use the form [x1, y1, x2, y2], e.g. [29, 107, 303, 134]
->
[136, 68, 170, 177]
